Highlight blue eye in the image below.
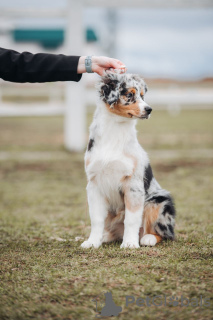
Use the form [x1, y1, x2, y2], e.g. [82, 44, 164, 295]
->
[127, 93, 133, 98]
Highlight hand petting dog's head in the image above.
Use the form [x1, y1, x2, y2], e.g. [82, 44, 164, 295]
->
[97, 73, 152, 120]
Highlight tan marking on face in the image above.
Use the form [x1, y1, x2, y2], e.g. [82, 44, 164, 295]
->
[140, 89, 144, 96]
[141, 203, 163, 243]
[106, 101, 141, 118]
[120, 88, 136, 97]
[128, 88, 136, 95]
[120, 88, 137, 105]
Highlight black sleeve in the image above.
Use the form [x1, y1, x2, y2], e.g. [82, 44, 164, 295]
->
[0, 47, 82, 83]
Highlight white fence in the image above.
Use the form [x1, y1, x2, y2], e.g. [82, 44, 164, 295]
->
[0, 84, 213, 117]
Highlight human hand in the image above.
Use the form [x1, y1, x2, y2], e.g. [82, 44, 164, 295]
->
[77, 56, 127, 75]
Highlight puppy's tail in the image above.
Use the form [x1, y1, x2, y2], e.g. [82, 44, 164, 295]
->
[146, 192, 176, 240]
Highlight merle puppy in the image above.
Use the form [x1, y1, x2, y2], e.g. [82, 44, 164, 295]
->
[81, 73, 175, 249]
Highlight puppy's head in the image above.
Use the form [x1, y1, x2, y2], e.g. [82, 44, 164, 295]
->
[97, 73, 152, 119]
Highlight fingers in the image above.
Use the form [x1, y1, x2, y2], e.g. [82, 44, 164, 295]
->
[105, 68, 126, 74]
[109, 58, 127, 73]
[92, 56, 127, 76]
[95, 67, 126, 76]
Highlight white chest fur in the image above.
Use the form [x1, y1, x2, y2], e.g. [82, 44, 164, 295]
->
[86, 152, 134, 212]
[85, 105, 140, 209]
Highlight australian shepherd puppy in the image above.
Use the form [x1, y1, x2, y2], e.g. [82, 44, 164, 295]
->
[81, 73, 175, 249]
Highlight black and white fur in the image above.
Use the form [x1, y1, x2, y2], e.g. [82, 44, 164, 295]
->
[81, 72, 175, 249]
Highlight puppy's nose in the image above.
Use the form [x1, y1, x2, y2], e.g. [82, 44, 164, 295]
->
[145, 106, 152, 114]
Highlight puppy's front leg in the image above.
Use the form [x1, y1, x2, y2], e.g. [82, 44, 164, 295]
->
[81, 181, 107, 249]
[121, 187, 144, 249]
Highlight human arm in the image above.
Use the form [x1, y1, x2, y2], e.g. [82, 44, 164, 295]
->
[0, 47, 82, 83]
[0, 48, 126, 83]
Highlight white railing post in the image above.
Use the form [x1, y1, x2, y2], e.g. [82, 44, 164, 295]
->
[64, 0, 86, 152]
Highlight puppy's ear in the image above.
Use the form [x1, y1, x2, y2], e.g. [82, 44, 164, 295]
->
[97, 75, 120, 107]
[132, 74, 148, 95]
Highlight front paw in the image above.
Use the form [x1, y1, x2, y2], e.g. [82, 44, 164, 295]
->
[120, 241, 139, 249]
[81, 239, 102, 249]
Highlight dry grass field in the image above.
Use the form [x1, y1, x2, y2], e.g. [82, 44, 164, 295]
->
[0, 110, 213, 319]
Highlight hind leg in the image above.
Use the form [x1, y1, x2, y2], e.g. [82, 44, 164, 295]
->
[102, 211, 124, 243]
[140, 203, 163, 246]
[140, 234, 162, 246]
[140, 196, 175, 246]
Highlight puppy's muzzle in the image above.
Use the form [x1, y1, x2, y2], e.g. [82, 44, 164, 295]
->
[145, 106, 152, 115]
[139, 105, 152, 119]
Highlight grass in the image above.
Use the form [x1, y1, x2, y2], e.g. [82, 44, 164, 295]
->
[0, 110, 213, 320]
